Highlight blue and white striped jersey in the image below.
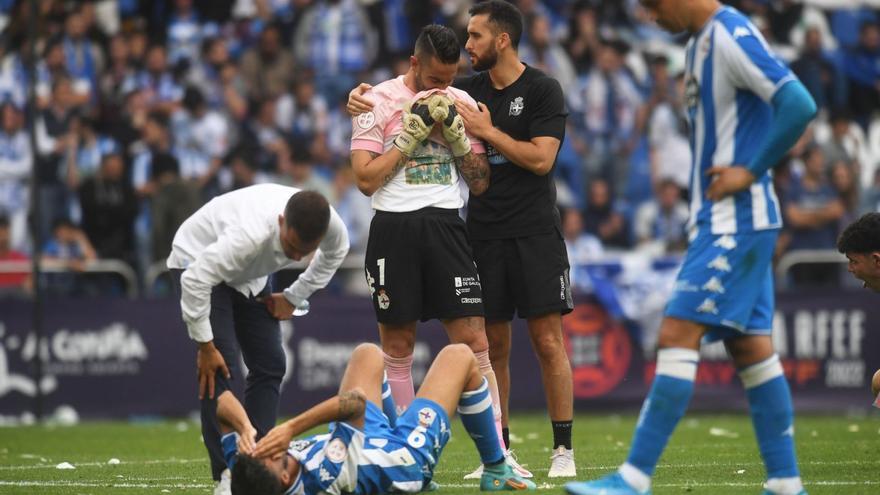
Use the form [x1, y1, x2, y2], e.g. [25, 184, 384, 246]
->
[684, 6, 797, 237]
[285, 417, 433, 495]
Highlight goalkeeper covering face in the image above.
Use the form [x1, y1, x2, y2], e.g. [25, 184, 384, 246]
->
[349, 24, 509, 463]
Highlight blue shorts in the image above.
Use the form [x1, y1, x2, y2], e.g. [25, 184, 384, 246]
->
[665, 230, 778, 342]
[390, 398, 451, 471]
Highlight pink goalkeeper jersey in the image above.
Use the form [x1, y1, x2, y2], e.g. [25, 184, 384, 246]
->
[350, 76, 485, 212]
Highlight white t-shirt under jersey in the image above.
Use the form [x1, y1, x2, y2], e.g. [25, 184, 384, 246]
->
[350, 76, 485, 212]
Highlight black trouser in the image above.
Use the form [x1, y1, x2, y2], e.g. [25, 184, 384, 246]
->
[171, 270, 286, 480]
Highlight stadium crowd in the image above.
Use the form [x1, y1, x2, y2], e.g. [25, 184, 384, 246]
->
[0, 0, 878, 296]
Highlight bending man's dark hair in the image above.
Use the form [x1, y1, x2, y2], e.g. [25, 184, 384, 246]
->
[837, 212, 880, 254]
[230, 454, 285, 495]
[469, 0, 524, 49]
[414, 24, 461, 65]
[284, 191, 330, 244]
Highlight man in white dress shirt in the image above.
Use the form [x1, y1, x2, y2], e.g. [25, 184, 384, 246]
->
[167, 184, 349, 487]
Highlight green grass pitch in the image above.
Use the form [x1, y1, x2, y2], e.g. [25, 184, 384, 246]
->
[0, 413, 878, 494]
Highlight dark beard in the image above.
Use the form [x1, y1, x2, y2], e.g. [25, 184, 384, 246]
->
[472, 49, 498, 72]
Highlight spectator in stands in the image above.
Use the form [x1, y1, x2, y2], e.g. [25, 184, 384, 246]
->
[36, 76, 80, 242]
[276, 76, 330, 165]
[78, 152, 138, 263]
[167, 0, 204, 65]
[582, 177, 630, 250]
[173, 86, 229, 198]
[842, 21, 880, 129]
[520, 13, 577, 95]
[830, 160, 859, 225]
[99, 34, 138, 118]
[791, 26, 846, 112]
[241, 96, 288, 173]
[646, 58, 690, 193]
[821, 107, 867, 173]
[36, 39, 90, 109]
[294, 0, 377, 104]
[62, 5, 103, 104]
[0, 215, 30, 296]
[186, 37, 247, 119]
[227, 146, 268, 191]
[64, 117, 117, 193]
[784, 145, 845, 286]
[561, 207, 603, 268]
[861, 168, 880, 214]
[123, 43, 183, 113]
[42, 217, 97, 296]
[568, 39, 643, 197]
[239, 23, 295, 101]
[0, 102, 32, 252]
[283, 147, 334, 203]
[633, 179, 689, 254]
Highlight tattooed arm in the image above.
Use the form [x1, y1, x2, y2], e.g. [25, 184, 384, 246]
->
[252, 388, 368, 458]
[351, 149, 408, 196]
[455, 151, 490, 196]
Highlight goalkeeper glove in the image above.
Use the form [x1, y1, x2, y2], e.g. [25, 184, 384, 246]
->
[393, 101, 434, 157]
[430, 94, 471, 158]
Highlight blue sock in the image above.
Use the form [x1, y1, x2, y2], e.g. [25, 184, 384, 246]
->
[625, 348, 698, 477]
[457, 377, 504, 465]
[382, 371, 398, 428]
[740, 354, 800, 479]
[220, 432, 238, 469]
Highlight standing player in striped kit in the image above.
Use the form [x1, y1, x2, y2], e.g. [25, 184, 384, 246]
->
[566, 1, 816, 495]
[219, 343, 535, 493]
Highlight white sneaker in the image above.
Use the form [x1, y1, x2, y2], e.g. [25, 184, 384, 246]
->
[547, 446, 576, 478]
[214, 468, 231, 495]
[504, 450, 533, 478]
[464, 450, 533, 480]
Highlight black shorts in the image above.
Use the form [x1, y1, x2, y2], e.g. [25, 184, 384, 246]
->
[471, 230, 574, 321]
[364, 207, 484, 324]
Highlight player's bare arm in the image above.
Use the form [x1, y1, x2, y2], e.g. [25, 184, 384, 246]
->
[455, 152, 490, 195]
[351, 149, 408, 196]
[454, 100, 560, 176]
[252, 388, 368, 459]
[705, 166, 755, 201]
[216, 391, 258, 454]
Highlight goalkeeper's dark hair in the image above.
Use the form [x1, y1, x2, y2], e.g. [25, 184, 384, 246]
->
[469, 0, 524, 49]
[837, 212, 880, 255]
[230, 454, 285, 495]
[414, 24, 460, 65]
[284, 190, 330, 244]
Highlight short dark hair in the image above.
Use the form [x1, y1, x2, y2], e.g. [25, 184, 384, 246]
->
[414, 24, 460, 65]
[284, 191, 330, 244]
[230, 455, 285, 495]
[469, 0, 524, 49]
[837, 212, 880, 255]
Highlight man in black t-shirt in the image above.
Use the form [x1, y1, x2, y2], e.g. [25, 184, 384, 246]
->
[346, 1, 576, 480]
[452, 2, 575, 480]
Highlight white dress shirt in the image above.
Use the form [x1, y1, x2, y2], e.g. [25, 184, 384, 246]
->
[167, 184, 350, 342]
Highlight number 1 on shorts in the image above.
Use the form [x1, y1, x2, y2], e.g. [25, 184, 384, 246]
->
[377, 258, 386, 286]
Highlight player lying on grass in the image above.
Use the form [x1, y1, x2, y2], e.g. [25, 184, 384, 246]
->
[216, 343, 535, 494]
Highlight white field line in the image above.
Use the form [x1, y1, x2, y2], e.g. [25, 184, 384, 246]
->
[0, 480, 878, 490]
[0, 457, 205, 470]
[1, 457, 878, 473]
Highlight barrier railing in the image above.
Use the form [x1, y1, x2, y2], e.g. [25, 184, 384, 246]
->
[774, 249, 848, 290]
[0, 258, 140, 298]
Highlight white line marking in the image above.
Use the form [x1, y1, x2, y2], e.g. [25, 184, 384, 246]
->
[0, 457, 205, 471]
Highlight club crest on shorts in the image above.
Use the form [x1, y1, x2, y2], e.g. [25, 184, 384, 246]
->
[509, 96, 524, 116]
[326, 438, 348, 463]
[377, 289, 391, 310]
[418, 407, 437, 427]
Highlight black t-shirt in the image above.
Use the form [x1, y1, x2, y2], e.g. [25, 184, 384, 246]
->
[454, 65, 567, 240]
